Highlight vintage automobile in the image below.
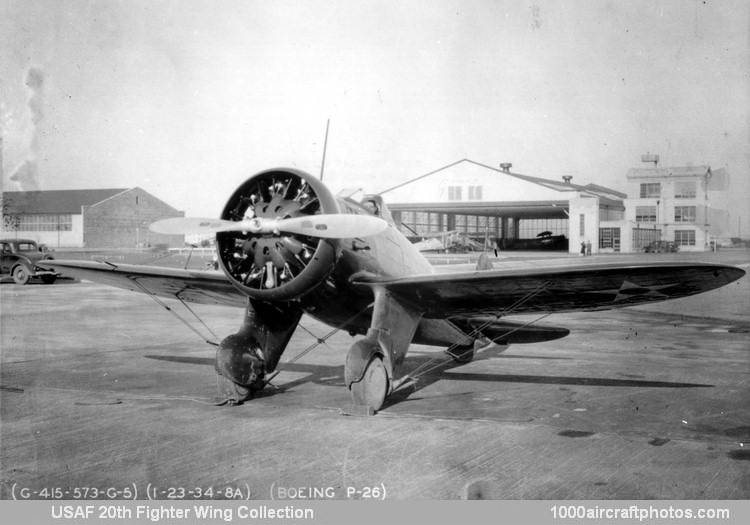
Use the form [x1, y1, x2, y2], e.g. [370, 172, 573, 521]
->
[643, 240, 680, 253]
[0, 238, 60, 285]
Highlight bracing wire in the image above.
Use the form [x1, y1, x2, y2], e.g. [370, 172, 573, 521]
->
[264, 303, 373, 385]
[128, 277, 219, 347]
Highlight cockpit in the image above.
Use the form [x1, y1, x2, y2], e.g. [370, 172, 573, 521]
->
[337, 192, 396, 227]
[359, 194, 395, 225]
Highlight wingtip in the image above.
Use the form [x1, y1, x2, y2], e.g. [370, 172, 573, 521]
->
[723, 265, 746, 284]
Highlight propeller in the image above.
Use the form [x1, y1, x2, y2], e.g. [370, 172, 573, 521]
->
[150, 214, 388, 239]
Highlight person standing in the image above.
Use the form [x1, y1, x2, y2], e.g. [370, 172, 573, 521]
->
[580, 242, 586, 256]
[586, 240, 592, 256]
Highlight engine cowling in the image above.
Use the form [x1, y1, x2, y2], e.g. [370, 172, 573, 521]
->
[216, 169, 341, 302]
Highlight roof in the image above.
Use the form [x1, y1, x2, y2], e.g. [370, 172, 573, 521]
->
[508, 172, 627, 199]
[581, 183, 628, 200]
[2, 189, 130, 214]
[380, 159, 626, 202]
[626, 166, 711, 180]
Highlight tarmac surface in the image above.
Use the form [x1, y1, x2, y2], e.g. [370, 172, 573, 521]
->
[1, 249, 749, 500]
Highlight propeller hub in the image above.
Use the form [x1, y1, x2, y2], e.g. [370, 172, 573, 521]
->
[247, 217, 268, 234]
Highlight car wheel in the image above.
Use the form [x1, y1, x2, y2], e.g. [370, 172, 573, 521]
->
[40, 274, 57, 284]
[12, 266, 30, 285]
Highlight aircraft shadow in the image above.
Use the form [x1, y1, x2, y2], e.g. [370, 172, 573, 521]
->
[145, 353, 714, 409]
[0, 276, 80, 286]
[144, 355, 344, 401]
[410, 349, 572, 361]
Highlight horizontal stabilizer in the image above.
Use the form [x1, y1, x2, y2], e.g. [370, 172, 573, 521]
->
[473, 319, 570, 344]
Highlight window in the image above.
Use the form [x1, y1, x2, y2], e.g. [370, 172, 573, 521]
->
[640, 183, 661, 198]
[633, 228, 661, 250]
[600, 208, 624, 221]
[635, 206, 657, 222]
[448, 186, 462, 201]
[674, 181, 696, 199]
[18, 214, 73, 232]
[518, 218, 568, 238]
[599, 227, 621, 251]
[397, 210, 443, 235]
[468, 185, 482, 200]
[454, 214, 467, 232]
[675, 230, 695, 246]
[674, 206, 696, 223]
[579, 214, 585, 236]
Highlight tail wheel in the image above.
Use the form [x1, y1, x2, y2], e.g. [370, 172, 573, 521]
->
[350, 355, 389, 411]
[12, 266, 30, 285]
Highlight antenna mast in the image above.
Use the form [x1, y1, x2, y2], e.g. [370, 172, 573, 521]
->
[320, 119, 330, 182]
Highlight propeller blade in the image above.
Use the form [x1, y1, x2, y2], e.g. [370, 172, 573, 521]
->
[277, 214, 388, 238]
[149, 217, 249, 235]
[150, 214, 388, 239]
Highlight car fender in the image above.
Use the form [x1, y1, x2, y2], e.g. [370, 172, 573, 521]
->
[11, 259, 34, 273]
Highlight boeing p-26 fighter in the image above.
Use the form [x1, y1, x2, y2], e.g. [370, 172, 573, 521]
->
[46, 168, 745, 411]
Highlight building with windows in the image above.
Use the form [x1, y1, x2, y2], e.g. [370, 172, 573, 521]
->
[1, 188, 184, 248]
[618, 159, 730, 252]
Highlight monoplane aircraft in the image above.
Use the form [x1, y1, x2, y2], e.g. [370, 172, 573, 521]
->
[44, 168, 745, 412]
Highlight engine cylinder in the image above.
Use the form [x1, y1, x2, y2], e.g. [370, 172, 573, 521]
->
[216, 169, 341, 302]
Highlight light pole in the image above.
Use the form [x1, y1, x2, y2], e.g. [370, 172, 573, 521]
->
[656, 200, 661, 240]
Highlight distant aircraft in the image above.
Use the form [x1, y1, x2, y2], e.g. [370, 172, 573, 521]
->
[45, 168, 745, 412]
[412, 230, 485, 253]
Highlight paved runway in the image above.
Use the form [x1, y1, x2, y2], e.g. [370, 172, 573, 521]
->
[1, 250, 748, 500]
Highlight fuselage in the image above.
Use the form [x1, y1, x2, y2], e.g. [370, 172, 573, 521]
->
[298, 196, 454, 342]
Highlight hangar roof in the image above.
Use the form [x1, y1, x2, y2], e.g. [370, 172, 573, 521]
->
[381, 159, 626, 201]
[506, 170, 627, 200]
[3, 189, 131, 214]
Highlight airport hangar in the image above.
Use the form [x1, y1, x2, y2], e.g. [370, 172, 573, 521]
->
[0, 187, 184, 249]
[381, 157, 731, 254]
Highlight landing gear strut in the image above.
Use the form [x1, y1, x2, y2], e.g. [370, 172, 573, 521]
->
[344, 288, 422, 413]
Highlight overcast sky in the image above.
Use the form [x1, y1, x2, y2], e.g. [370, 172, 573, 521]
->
[1, 0, 748, 234]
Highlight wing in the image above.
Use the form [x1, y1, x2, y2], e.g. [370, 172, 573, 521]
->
[351, 262, 745, 318]
[42, 260, 247, 308]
